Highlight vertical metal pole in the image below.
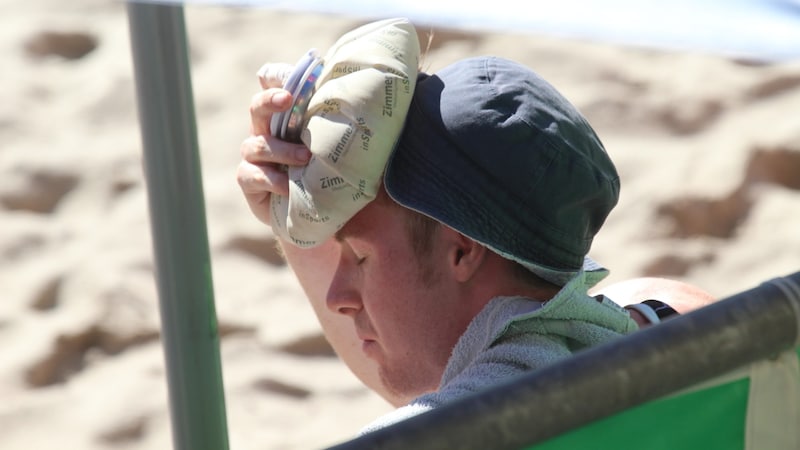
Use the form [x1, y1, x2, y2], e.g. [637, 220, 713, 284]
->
[127, 3, 230, 450]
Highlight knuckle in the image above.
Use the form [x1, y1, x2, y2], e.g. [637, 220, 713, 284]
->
[249, 92, 263, 115]
[241, 136, 268, 160]
[240, 137, 253, 157]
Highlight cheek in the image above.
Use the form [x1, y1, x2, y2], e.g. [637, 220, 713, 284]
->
[378, 268, 453, 335]
[366, 242, 418, 284]
[362, 254, 428, 319]
[283, 239, 339, 307]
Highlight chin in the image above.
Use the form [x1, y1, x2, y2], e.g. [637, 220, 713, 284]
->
[378, 367, 439, 404]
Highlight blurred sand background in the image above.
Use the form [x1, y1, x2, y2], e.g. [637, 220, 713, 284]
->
[1, 1, 799, 448]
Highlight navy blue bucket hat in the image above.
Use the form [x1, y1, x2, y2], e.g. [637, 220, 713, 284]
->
[384, 56, 619, 286]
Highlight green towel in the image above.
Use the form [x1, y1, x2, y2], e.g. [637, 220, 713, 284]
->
[361, 269, 637, 434]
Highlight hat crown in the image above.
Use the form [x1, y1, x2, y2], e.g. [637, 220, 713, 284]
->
[385, 57, 619, 282]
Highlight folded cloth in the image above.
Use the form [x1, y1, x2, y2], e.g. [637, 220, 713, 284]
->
[267, 18, 420, 248]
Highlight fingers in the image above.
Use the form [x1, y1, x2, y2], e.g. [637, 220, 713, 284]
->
[240, 134, 311, 166]
[237, 159, 289, 226]
[257, 62, 294, 89]
[238, 130, 312, 226]
[249, 88, 293, 136]
[237, 159, 290, 198]
[241, 63, 309, 227]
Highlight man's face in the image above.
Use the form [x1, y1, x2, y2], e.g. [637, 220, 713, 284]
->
[326, 195, 474, 400]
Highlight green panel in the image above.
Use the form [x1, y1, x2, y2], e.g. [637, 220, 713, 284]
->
[526, 377, 750, 450]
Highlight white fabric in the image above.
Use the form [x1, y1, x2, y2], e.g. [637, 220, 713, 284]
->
[267, 18, 420, 247]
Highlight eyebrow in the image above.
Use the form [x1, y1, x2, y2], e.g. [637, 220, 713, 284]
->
[334, 223, 362, 243]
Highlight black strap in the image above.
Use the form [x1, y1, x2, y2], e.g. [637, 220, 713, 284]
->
[640, 299, 679, 320]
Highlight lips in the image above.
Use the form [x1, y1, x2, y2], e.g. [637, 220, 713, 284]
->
[356, 331, 377, 343]
[354, 319, 379, 358]
[354, 314, 377, 342]
[361, 338, 378, 359]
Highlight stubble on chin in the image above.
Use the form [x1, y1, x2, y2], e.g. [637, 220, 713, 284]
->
[377, 363, 439, 405]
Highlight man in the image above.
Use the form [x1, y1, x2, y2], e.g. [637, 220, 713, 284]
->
[238, 56, 713, 426]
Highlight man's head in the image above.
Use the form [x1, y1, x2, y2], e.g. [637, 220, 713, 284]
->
[325, 184, 564, 401]
[318, 56, 620, 400]
[327, 187, 507, 399]
[385, 56, 620, 286]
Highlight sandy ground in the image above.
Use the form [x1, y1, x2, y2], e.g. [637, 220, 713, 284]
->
[1, 1, 799, 449]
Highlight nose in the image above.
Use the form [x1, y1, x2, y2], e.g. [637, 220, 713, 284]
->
[325, 255, 362, 318]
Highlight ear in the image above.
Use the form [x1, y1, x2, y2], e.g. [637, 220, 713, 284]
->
[441, 227, 488, 283]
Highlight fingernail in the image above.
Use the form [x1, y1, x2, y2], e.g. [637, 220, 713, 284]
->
[274, 91, 290, 104]
[295, 147, 311, 162]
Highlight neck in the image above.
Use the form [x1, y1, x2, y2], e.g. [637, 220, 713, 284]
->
[465, 253, 561, 312]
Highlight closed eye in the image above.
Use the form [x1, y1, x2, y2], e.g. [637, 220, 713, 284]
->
[334, 230, 367, 266]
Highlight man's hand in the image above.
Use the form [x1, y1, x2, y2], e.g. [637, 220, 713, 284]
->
[237, 67, 311, 226]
